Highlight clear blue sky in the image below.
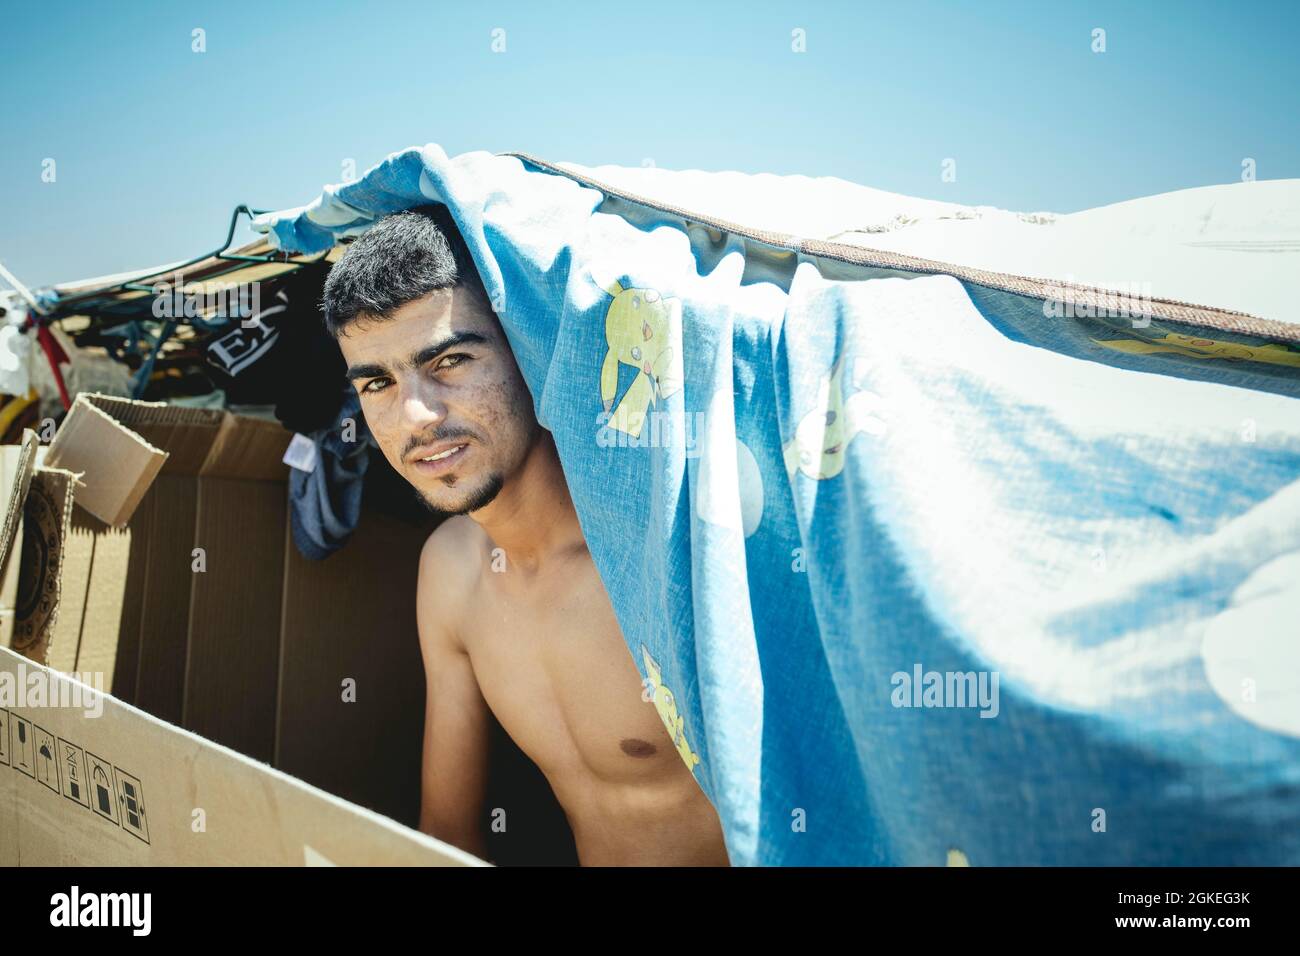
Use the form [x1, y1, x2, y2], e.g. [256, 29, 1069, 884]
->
[2, 0, 1297, 288]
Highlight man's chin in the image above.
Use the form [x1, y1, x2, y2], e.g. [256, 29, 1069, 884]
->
[415, 472, 505, 517]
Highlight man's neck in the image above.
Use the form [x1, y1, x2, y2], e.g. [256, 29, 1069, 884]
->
[468, 428, 584, 574]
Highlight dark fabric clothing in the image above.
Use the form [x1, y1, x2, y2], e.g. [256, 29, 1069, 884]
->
[204, 263, 345, 435]
[288, 386, 372, 560]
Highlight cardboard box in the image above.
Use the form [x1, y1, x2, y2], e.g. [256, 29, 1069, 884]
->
[0, 644, 480, 865]
[0, 396, 470, 864]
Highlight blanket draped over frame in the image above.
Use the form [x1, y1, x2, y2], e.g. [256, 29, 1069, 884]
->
[255, 145, 1300, 865]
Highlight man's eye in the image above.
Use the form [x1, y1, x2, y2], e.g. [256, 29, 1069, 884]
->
[437, 353, 471, 371]
[362, 378, 391, 394]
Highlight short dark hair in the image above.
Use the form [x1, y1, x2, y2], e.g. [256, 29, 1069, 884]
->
[320, 204, 484, 338]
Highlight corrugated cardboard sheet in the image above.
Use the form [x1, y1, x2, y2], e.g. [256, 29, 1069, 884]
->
[0, 645, 481, 865]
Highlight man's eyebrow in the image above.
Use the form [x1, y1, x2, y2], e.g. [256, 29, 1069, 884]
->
[344, 330, 491, 383]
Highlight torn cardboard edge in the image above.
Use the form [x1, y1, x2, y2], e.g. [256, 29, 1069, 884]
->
[0, 431, 38, 575]
[39, 392, 294, 531]
[0, 644, 488, 866]
[79, 392, 291, 483]
[45, 395, 169, 528]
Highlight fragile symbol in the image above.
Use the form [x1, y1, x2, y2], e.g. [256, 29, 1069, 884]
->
[10, 714, 34, 778]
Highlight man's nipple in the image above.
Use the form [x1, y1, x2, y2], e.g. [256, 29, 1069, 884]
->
[620, 738, 658, 758]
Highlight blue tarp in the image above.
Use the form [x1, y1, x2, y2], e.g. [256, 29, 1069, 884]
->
[254, 144, 1300, 865]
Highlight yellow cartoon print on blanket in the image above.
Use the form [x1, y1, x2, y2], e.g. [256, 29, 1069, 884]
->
[783, 352, 886, 480]
[598, 278, 684, 438]
[1092, 332, 1300, 368]
[641, 645, 701, 774]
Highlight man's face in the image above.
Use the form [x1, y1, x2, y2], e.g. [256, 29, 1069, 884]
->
[338, 285, 538, 515]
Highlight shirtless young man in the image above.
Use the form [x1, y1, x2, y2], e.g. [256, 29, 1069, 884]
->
[322, 207, 730, 866]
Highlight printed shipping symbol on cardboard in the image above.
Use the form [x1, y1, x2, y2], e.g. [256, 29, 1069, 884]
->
[0, 708, 8, 766]
[58, 738, 90, 809]
[113, 766, 149, 844]
[33, 723, 59, 794]
[85, 751, 120, 827]
[9, 712, 34, 778]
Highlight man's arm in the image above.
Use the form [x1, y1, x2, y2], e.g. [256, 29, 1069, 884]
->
[415, 522, 493, 862]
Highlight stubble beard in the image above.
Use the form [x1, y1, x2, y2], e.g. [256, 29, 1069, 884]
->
[416, 470, 505, 517]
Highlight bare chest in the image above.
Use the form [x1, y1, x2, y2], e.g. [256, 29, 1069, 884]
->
[459, 559, 681, 785]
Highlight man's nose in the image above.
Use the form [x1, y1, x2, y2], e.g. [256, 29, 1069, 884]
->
[398, 375, 448, 431]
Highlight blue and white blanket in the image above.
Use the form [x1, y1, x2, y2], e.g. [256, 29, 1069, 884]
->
[255, 145, 1300, 866]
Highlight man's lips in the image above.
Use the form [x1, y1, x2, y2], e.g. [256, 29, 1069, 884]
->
[407, 441, 471, 476]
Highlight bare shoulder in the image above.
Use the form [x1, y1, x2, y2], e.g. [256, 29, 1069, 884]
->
[420, 514, 482, 565]
[417, 516, 485, 650]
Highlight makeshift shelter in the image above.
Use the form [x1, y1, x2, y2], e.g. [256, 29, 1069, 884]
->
[5, 145, 1299, 866]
